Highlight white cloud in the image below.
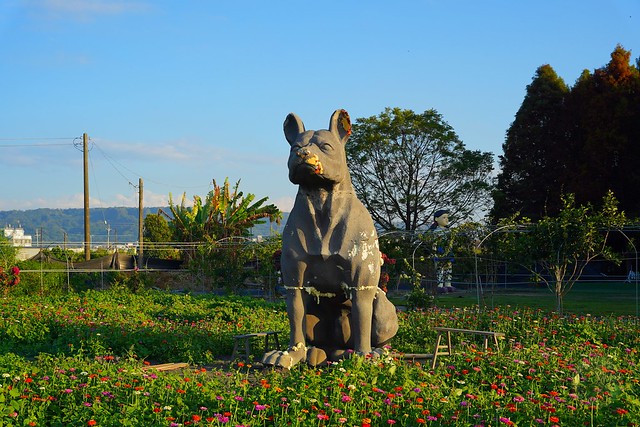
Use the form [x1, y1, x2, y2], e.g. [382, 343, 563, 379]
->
[273, 196, 294, 213]
[111, 190, 169, 208]
[0, 193, 86, 210]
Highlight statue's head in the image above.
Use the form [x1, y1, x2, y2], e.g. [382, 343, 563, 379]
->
[284, 109, 352, 187]
[433, 209, 449, 228]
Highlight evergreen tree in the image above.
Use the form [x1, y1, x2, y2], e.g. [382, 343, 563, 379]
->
[492, 65, 569, 220]
[494, 45, 640, 220]
[565, 45, 640, 216]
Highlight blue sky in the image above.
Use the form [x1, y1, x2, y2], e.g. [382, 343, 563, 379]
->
[1, 0, 638, 213]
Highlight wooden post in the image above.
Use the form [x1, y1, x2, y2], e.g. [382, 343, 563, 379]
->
[138, 178, 143, 269]
[83, 133, 90, 261]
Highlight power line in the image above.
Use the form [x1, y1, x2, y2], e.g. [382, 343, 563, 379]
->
[91, 140, 211, 190]
[0, 142, 74, 147]
[91, 141, 138, 186]
[0, 137, 77, 140]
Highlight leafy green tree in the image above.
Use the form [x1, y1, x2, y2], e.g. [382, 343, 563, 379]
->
[496, 191, 626, 313]
[492, 65, 570, 220]
[143, 213, 178, 259]
[347, 108, 494, 231]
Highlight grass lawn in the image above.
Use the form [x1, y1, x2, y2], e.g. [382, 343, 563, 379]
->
[427, 281, 640, 316]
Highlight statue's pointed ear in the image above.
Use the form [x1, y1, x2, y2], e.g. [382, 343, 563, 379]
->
[329, 109, 352, 143]
[284, 113, 305, 145]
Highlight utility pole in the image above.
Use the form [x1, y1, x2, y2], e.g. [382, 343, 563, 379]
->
[138, 177, 144, 269]
[105, 221, 111, 250]
[83, 133, 91, 261]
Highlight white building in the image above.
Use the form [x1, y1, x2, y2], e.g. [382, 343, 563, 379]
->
[3, 225, 33, 247]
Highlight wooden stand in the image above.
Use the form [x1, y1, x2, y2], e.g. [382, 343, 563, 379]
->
[431, 327, 505, 369]
[232, 331, 281, 361]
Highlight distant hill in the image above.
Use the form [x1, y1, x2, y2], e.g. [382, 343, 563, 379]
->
[0, 207, 287, 246]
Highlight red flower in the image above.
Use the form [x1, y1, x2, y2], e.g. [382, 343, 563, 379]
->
[616, 407, 629, 415]
[88, 421, 97, 426]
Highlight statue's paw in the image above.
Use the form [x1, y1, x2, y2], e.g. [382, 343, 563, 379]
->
[371, 347, 388, 358]
[261, 344, 306, 369]
[327, 349, 349, 362]
[367, 348, 384, 359]
[349, 348, 385, 360]
[261, 350, 282, 366]
[306, 346, 328, 367]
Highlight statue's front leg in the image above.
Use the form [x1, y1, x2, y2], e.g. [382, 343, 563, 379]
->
[350, 286, 377, 355]
[262, 275, 308, 368]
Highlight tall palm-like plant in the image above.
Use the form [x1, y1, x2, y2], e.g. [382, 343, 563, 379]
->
[165, 178, 282, 263]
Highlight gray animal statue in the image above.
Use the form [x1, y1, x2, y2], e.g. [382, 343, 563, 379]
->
[262, 109, 399, 368]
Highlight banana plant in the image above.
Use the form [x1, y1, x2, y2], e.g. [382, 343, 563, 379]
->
[164, 178, 282, 261]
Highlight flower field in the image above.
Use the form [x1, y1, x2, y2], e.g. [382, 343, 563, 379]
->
[0, 289, 638, 426]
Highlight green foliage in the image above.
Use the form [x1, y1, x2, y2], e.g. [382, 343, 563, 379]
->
[495, 45, 640, 219]
[405, 287, 433, 310]
[493, 64, 570, 220]
[164, 178, 282, 291]
[0, 290, 288, 363]
[0, 233, 18, 269]
[191, 238, 256, 292]
[143, 213, 179, 259]
[190, 236, 282, 294]
[347, 107, 494, 230]
[48, 246, 86, 262]
[166, 178, 281, 261]
[0, 294, 638, 425]
[496, 191, 627, 312]
[379, 223, 487, 295]
[251, 235, 283, 297]
[0, 233, 20, 296]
